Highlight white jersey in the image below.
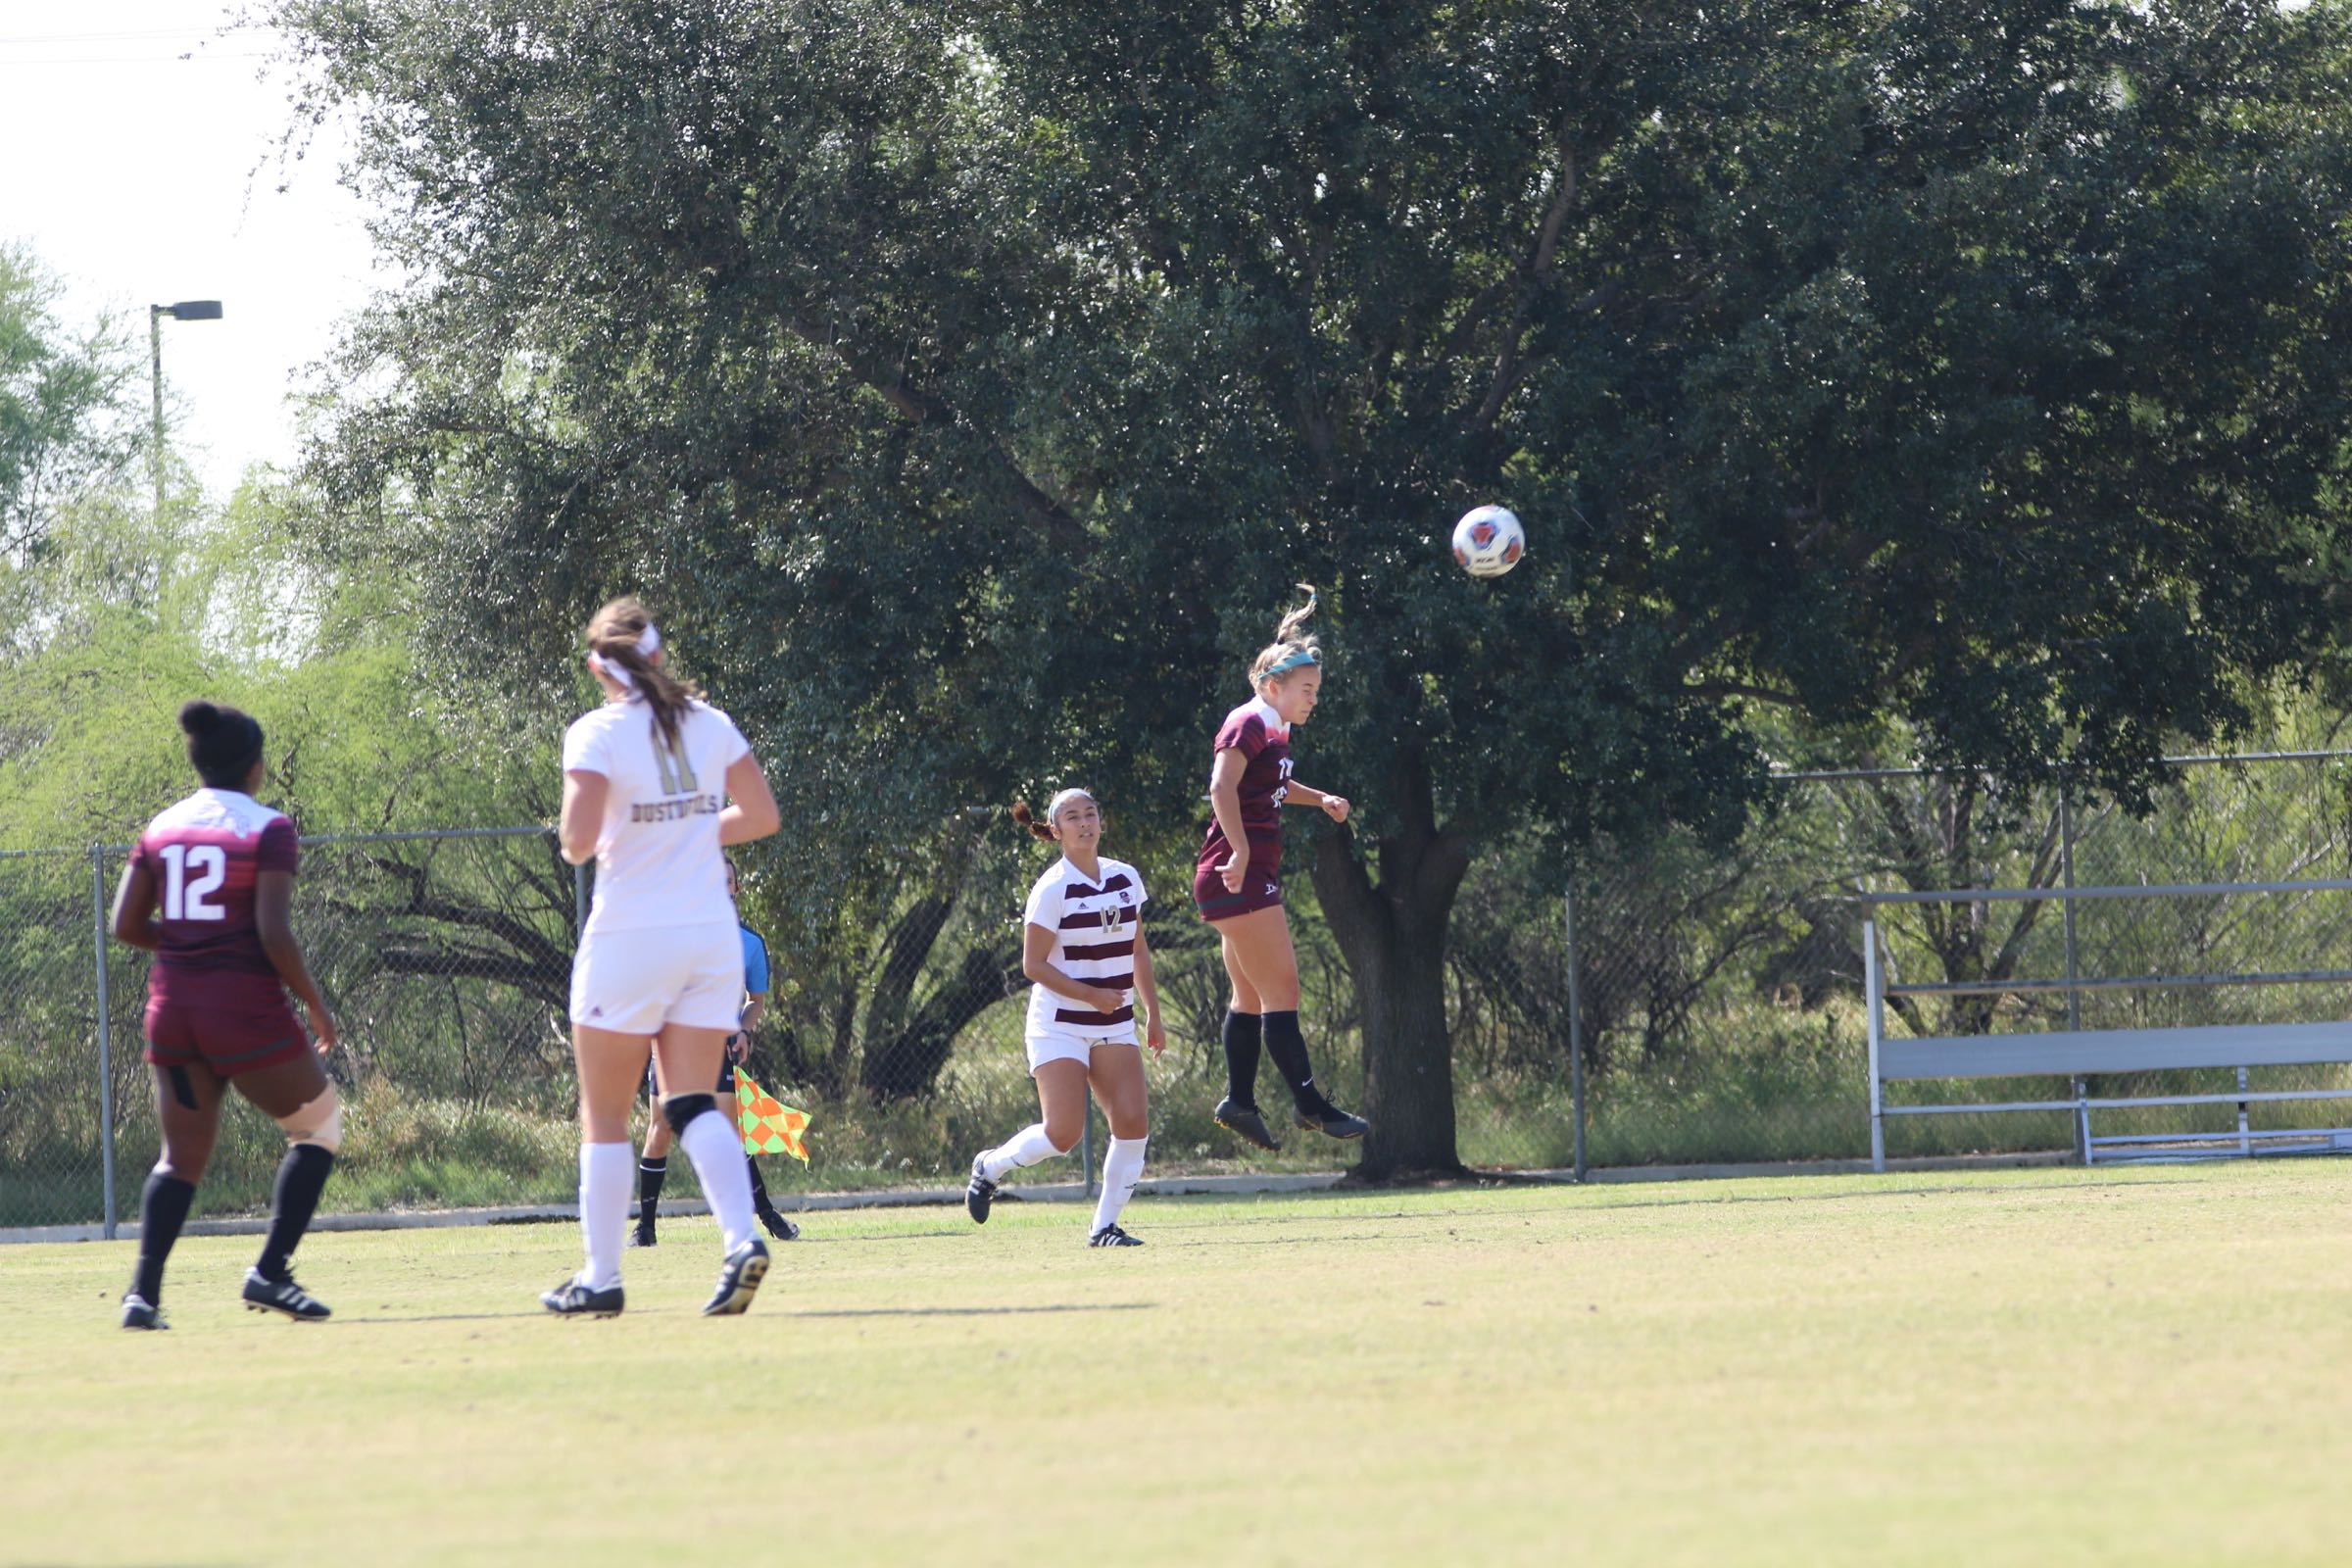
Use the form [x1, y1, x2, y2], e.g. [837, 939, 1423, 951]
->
[1021, 857, 1147, 1037]
[562, 697, 751, 936]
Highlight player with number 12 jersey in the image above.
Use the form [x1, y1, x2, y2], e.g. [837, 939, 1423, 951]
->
[133, 783, 308, 1057]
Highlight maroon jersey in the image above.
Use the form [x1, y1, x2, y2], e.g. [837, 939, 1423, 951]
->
[129, 788, 299, 1008]
[1197, 696, 1295, 880]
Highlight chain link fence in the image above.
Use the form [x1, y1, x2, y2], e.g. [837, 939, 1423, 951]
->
[1563, 752, 2352, 1167]
[8, 753, 2351, 1229]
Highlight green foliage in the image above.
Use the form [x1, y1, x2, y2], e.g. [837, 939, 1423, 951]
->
[0, 243, 141, 564]
[261, 0, 2352, 1170]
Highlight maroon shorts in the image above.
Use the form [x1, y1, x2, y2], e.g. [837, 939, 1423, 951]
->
[145, 995, 311, 1078]
[1195, 859, 1284, 923]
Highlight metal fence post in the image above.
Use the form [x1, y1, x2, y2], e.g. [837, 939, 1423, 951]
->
[89, 845, 119, 1239]
[2059, 781, 2088, 1163]
[1564, 884, 1588, 1180]
[1865, 916, 1886, 1174]
[573, 858, 588, 937]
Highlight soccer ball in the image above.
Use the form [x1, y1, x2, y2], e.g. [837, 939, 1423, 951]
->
[1451, 505, 1525, 578]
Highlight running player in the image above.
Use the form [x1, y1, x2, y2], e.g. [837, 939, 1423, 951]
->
[1197, 586, 1370, 1150]
[109, 701, 342, 1329]
[545, 597, 783, 1317]
[633, 857, 799, 1247]
[964, 789, 1165, 1246]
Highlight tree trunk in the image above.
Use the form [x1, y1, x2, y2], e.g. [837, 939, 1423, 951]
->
[1311, 743, 1473, 1181]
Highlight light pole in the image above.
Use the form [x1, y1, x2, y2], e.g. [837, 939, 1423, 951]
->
[149, 299, 222, 518]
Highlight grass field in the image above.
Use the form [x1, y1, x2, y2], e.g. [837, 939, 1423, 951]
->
[5, 1163, 2349, 1567]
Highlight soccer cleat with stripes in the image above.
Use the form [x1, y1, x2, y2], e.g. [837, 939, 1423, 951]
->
[1088, 1224, 1144, 1248]
[702, 1237, 770, 1316]
[540, 1275, 624, 1317]
[242, 1268, 331, 1321]
[965, 1153, 999, 1224]
[121, 1293, 169, 1331]
[1213, 1098, 1281, 1152]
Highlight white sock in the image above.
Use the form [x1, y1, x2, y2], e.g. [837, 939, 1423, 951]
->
[579, 1142, 633, 1290]
[676, 1104, 757, 1253]
[1092, 1136, 1147, 1234]
[981, 1123, 1066, 1183]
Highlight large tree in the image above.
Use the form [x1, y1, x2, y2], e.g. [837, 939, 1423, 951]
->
[270, 0, 2352, 1175]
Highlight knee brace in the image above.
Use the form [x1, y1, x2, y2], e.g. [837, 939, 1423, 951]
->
[662, 1092, 718, 1137]
[274, 1082, 343, 1153]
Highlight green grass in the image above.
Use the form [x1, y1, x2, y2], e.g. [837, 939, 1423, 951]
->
[6, 1163, 2351, 1565]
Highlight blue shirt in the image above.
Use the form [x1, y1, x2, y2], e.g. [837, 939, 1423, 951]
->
[740, 924, 769, 996]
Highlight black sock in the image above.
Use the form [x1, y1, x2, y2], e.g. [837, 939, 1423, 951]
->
[637, 1156, 667, 1225]
[255, 1144, 334, 1283]
[745, 1153, 774, 1215]
[1262, 1010, 1336, 1116]
[131, 1171, 197, 1304]
[1221, 1010, 1264, 1108]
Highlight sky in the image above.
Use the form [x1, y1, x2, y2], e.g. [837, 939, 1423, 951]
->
[0, 1, 381, 499]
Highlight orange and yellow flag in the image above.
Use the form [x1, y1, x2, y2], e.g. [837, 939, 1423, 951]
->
[734, 1068, 811, 1162]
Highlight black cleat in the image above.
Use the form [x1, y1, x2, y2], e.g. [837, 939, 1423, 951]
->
[965, 1153, 999, 1224]
[702, 1237, 769, 1316]
[121, 1294, 169, 1331]
[1214, 1098, 1282, 1152]
[242, 1268, 331, 1321]
[758, 1207, 800, 1242]
[1088, 1224, 1144, 1248]
[541, 1275, 624, 1317]
[1295, 1104, 1370, 1141]
[627, 1225, 657, 1249]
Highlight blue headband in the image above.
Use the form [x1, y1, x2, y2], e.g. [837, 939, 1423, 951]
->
[1261, 648, 1320, 679]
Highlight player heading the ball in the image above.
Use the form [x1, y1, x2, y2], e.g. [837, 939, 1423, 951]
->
[110, 701, 343, 1330]
[964, 789, 1166, 1247]
[1196, 586, 1370, 1150]
[548, 596, 783, 1319]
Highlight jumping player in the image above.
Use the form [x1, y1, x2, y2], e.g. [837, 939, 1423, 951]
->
[965, 790, 1165, 1246]
[1198, 586, 1370, 1150]
[547, 597, 783, 1317]
[109, 701, 342, 1329]
[633, 857, 799, 1247]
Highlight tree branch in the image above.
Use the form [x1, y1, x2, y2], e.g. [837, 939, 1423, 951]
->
[1467, 133, 1579, 433]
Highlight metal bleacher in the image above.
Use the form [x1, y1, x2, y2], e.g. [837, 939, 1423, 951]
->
[1863, 879, 2352, 1169]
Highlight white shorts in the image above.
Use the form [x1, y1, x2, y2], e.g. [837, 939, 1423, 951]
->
[571, 921, 744, 1036]
[1025, 1025, 1139, 1074]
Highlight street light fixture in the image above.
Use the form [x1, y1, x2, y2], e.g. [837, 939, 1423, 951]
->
[149, 299, 223, 518]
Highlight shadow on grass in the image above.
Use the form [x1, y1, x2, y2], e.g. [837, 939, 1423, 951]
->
[1130, 1176, 2211, 1231]
[335, 1302, 1158, 1325]
[793, 1302, 1155, 1319]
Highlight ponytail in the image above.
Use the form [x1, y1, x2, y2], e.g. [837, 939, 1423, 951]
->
[1250, 583, 1323, 685]
[1009, 802, 1055, 842]
[584, 596, 703, 754]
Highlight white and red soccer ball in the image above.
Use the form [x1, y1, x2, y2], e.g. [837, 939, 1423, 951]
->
[1450, 504, 1525, 578]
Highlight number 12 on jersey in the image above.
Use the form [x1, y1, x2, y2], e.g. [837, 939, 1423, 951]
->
[157, 843, 227, 921]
